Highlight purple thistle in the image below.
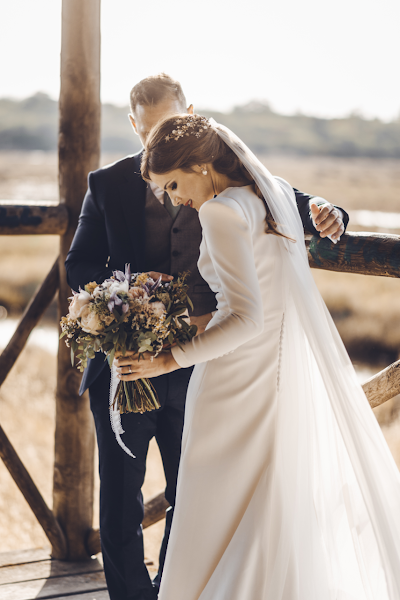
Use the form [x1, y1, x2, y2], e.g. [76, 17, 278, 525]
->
[142, 275, 162, 296]
[112, 263, 132, 283]
[113, 270, 125, 282]
[107, 291, 123, 312]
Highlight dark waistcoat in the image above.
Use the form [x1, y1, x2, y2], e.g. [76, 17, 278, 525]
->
[144, 186, 216, 317]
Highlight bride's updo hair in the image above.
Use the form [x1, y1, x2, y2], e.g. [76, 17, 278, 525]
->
[141, 114, 284, 238]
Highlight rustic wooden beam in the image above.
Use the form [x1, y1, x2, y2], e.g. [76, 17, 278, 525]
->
[86, 492, 170, 556]
[53, 0, 101, 561]
[142, 491, 170, 529]
[0, 202, 68, 235]
[306, 231, 400, 277]
[363, 360, 400, 409]
[0, 258, 59, 388]
[0, 424, 67, 558]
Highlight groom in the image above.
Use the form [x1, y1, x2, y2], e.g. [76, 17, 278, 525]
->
[65, 73, 348, 600]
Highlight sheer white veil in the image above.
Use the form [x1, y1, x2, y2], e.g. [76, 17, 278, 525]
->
[211, 119, 400, 599]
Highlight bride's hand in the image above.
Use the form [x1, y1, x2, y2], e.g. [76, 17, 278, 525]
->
[115, 351, 179, 381]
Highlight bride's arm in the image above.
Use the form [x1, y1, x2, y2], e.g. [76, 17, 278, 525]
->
[170, 197, 264, 368]
[116, 197, 265, 380]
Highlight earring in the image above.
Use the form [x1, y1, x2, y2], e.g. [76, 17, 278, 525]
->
[202, 169, 208, 175]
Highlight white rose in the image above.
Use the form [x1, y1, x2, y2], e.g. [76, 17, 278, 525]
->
[69, 290, 91, 320]
[109, 280, 129, 295]
[151, 302, 166, 317]
[92, 285, 103, 298]
[80, 305, 103, 335]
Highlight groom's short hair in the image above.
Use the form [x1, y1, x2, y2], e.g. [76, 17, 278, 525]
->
[130, 73, 186, 114]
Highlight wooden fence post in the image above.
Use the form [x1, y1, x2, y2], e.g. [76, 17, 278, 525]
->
[53, 0, 101, 560]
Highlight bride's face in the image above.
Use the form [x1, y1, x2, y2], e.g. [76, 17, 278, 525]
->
[149, 166, 214, 211]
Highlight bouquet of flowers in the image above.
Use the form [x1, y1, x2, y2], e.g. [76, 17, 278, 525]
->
[60, 266, 197, 414]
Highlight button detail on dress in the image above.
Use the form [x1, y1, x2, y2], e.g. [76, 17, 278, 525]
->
[172, 250, 180, 257]
[173, 227, 179, 234]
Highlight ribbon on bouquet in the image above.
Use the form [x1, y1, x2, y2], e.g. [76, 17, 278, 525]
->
[109, 365, 136, 458]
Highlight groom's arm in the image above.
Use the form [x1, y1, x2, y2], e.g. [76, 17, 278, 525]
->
[65, 172, 112, 292]
[294, 188, 349, 238]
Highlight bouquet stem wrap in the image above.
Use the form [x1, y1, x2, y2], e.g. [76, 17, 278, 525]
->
[115, 377, 160, 414]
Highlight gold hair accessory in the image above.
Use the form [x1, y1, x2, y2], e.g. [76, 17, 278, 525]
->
[165, 115, 211, 143]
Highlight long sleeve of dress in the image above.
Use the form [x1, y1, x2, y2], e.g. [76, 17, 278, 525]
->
[171, 197, 264, 368]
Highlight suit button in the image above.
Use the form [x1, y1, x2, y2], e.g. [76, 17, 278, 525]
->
[172, 227, 179, 233]
[172, 250, 180, 257]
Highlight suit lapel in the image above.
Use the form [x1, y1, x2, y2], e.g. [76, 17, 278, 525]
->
[118, 152, 147, 271]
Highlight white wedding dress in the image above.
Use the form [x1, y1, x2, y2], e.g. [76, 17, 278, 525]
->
[154, 179, 400, 599]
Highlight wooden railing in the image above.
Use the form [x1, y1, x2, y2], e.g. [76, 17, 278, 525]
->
[0, 0, 399, 563]
[0, 229, 399, 558]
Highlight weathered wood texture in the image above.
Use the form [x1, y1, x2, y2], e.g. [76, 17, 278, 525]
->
[0, 426, 67, 559]
[54, 0, 101, 560]
[86, 492, 170, 555]
[306, 231, 400, 277]
[0, 557, 103, 585]
[0, 258, 59, 388]
[143, 491, 170, 529]
[0, 202, 68, 235]
[0, 571, 107, 600]
[0, 547, 52, 568]
[0, 549, 106, 599]
[363, 360, 400, 409]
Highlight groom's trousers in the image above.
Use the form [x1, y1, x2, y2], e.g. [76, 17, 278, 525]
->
[89, 363, 193, 600]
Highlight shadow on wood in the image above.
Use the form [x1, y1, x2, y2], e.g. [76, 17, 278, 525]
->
[0, 548, 107, 600]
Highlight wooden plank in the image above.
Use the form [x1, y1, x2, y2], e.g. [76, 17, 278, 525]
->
[0, 558, 102, 585]
[363, 359, 400, 408]
[53, 592, 109, 600]
[306, 231, 400, 277]
[0, 571, 107, 600]
[0, 203, 68, 235]
[0, 425, 67, 558]
[0, 258, 59, 388]
[143, 491, 169, 529]
[0, 548, 51, 568]
[53, 0, 101, 560]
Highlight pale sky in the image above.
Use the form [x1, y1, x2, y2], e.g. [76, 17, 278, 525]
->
[0, 0, 399, 120]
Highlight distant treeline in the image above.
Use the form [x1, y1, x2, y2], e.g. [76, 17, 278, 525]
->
[1, 93, 399, 158]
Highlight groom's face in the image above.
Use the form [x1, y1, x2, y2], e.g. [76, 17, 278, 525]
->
[129, 99, 193, 146]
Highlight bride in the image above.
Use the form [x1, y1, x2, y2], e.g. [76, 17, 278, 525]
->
[114, 114, 400, 599]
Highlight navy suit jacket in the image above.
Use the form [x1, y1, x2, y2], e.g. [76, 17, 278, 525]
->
[65, 151, 349, 394]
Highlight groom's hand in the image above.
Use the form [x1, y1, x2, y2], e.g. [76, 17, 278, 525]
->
[310, 202, 344, 242]
[148, 271, 174, 282]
